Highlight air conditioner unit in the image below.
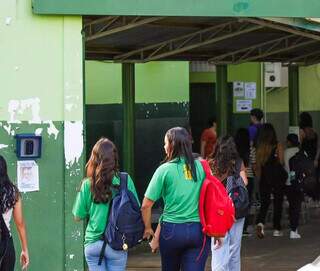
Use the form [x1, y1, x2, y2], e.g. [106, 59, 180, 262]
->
[264, 62, 288, 88]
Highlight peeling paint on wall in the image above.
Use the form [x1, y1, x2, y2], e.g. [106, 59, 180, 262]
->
[43, 121, 59, 139]
[8, 98, 41, 124]
[35, 128, 43, 136]
[64, 121, 83, 169]
[0, 144, 8, 150]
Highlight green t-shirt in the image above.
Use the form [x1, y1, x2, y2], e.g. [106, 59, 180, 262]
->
[72, 174, 139, 246]
[145, 158, 205, 223]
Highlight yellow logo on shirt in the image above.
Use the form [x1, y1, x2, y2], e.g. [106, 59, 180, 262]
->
[183, 165, 193, 180]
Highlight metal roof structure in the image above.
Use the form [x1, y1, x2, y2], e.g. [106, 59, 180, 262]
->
[83, 16, 320, 65]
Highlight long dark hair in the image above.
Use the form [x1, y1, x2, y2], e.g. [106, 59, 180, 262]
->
[256, 123, 278, 176]
[209, 136, 239, 179]
[0, 155, 19, 214]
[85, 138, 119, 203]
[164, 127, 198, 182]
[234, 128, 250, 167]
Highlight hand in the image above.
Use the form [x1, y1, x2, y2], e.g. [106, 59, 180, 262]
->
[149, 235, 159, 253]
[213, 237, 223, 250]
[143, 228, 154, 241]
[20, 250, 29, 270]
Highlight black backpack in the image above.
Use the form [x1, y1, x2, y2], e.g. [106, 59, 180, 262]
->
[289, 150, 318, 197]
[0, 214, 9, 266]
[225, 161, 250, 219]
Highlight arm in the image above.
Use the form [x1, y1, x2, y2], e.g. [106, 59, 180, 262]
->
[200, 141, 206, 158]
[277, 143, 285, 165]
[141, 197, 155, 239]
[315, 139, 320, 168]
[240, 161, 248, 186]
[149, 224, 161, 253]
[13, 198, 29, 270]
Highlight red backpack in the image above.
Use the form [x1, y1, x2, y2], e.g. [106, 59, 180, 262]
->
[199, 159, 235, 237]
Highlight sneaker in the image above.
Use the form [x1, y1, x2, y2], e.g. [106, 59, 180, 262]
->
[290, 230, 301, 239]
[273, 230, 284, 237]
[256, 223, 264, 239]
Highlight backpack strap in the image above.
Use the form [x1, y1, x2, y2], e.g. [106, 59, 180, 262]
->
[119, 172, 128, 190]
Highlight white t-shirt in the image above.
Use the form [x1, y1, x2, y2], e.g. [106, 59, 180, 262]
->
[284, 147, 299, 186]
[2, 208, 13, 235]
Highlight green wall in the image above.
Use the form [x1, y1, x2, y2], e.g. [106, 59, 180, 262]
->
[86, 61, 189, 104]
[0, 1, 84, 270]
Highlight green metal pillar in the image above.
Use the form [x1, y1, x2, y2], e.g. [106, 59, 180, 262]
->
[216, 65, 228, 136]
[122, 63, 135, 176]
[288, 65, 300, 126]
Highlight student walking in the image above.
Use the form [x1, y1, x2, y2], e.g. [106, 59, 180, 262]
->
[255, 124, 287, 238]
[141, 127, 210, 271]
[210, 136, 248, 271]
[0, 155, 29, 271]
[73, 138, 139, 271]
[284, 134, 303, 239]
[200, 117, 218, 159]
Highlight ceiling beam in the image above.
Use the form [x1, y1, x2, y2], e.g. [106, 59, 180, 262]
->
[208, 34, 295, 63]
[114, 22, 263, 62]
[287, 49, 320, 63]
[244, 18, 320, 41]
[85, 16, 164, 42]
[234, 38, 318, 64]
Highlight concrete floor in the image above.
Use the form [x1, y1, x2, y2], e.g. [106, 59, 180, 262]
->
[127, 208, 320, 271]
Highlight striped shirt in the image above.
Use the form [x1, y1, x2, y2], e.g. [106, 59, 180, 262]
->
[247, 145, 256, 178]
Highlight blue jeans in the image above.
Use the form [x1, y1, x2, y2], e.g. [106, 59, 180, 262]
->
[84, 241, 127, 271]
[159, 222, 211, 271]
[211, 218, 245, 271]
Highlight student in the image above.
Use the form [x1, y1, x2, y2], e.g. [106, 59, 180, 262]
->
[284, 134, 303, 239]
[248, 108, 264, 144]
[255, 124, 287, 238]
[210, 136, 247, 271]
[73, 138, 139, 271]
[234, 128, 254, 235]
[0, 155, 29, 271]
[200, 117, 218, 159]
[141, 127, 211, 271]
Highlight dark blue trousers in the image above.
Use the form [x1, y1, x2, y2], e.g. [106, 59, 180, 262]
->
[159, 222, 210, 271]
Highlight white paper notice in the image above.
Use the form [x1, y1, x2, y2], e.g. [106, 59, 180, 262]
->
[245, 82, 257, 99]
[233, 81, 245, 97]
[17, 160, 39, 192]
[236, 100, 252, 112]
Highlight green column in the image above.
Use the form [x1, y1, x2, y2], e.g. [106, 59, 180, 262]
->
[216, 65, 228, 136]
[288, 65, 300, 126]
[122, 63, 135, 176]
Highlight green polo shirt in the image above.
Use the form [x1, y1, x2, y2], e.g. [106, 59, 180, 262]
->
[72, 175, 139, 246]
[145, 158, 205, 223]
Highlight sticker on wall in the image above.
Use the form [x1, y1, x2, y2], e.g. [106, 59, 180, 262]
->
[236, 100, 252, 112]
[244, 82, 256, 99]
[17, 160, 39, 192]
[233, 81, 245, 97]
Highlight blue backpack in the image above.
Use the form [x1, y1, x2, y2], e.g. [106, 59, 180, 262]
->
[99, 172, 144, 265]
